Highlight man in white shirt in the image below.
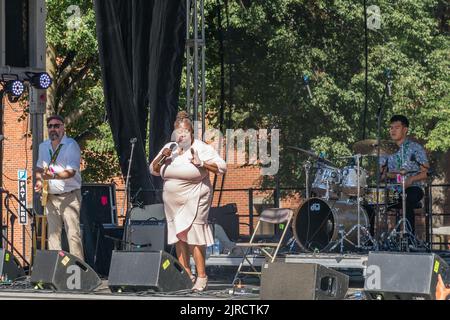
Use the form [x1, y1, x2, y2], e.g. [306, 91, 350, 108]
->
[34, 115, 84, 261]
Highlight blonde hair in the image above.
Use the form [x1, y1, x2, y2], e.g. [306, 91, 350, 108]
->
[174, 111, 194, 132]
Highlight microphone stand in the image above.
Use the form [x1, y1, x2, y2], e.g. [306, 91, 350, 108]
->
[123, 137, 137, 251]
[375, 75, 391, 242]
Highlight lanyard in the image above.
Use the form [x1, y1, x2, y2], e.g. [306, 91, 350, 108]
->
[48, 144, 63, 166]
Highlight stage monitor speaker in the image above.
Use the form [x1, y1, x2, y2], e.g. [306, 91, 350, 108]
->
[108, 251, 192, 293]
[31, 250, 102, 292]
[260, 262, 349, 300]
[0, 249, 25, 281]
[364, 251, 449, 300]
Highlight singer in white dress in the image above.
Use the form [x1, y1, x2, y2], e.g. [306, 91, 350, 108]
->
[150, 111, 226, 291]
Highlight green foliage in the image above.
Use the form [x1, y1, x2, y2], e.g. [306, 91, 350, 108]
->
[203, 0, 449, 187]
[79, 123, 122, 182]
[46, 0, 120, 182]
[45, 0, 449, 188]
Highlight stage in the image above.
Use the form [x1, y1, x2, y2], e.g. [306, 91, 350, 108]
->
[0, 250, 448, 300]
[0, 252, 370, 300]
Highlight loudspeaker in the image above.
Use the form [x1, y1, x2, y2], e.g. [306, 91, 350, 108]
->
[108, 251, 192, 292]
[125, 221, 167, 252]
[0, 249, 25, 281]
[364, 251, 450, 300]
[31, 250, 102, 292]
[209, 203, 239, 241]
[260, 262, 349, 300]
[124, 204, 167, 252]
[81, 183, 117, 225]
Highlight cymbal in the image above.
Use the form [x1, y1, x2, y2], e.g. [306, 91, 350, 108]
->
[389, 170, 420, 175]
[353, 139, 399, 156]
[287, 146, 336, 166]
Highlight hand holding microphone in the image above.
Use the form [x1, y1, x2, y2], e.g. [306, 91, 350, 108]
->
[158, 143, 178, 165]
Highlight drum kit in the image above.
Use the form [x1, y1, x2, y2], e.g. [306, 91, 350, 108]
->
[288, 140, 425, 254]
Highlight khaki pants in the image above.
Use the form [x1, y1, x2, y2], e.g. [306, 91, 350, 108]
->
[46, 189, 84, 261]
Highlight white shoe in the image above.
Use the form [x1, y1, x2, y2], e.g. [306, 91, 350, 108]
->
[192, 276, 208, 292]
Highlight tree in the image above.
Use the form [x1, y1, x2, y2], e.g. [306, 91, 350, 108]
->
[45, 0, 121, 182]
[202, 0, 449, 189]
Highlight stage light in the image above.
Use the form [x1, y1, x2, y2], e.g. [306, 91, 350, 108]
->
[5, 80, 25, 97]
[29, 72, 52, 89]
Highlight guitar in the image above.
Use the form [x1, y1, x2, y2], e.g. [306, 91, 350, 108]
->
[41, 167, 49, 207]
[41, 144, 63, 207]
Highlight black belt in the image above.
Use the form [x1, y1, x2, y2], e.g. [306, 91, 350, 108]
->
[51, 189, 80, 197]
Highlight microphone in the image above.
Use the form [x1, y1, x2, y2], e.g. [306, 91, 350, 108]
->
[384, 69, 392, 96]
[130, 137, 137, 144]
[158, 143, 177, 165]
[303, 75, 313, 99]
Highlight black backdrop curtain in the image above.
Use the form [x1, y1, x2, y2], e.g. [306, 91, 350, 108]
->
[94, 0, 186, 204]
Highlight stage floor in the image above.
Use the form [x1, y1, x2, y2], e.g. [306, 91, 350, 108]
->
[0, 252, 369, 300]
[0, 280, 364, 300]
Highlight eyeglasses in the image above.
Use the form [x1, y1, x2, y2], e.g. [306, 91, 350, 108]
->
[174, 129, 191, 135]
[47, 123, 62, 129]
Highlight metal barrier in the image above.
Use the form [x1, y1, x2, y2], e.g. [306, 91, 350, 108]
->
[1, 190, 34, 268]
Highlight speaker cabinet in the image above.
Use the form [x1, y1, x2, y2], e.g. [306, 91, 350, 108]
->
[261, 262, 349, 300]
[0, 250, 25, 281]
[209, 203, 239, 241]
[31, 250, 102, 292]
[364, 251, 449, 300]
[108, 251, 192, 292]
[124, 204, 167, 252]
[81, 183, 117, 225]
[124, 221, 167, 252]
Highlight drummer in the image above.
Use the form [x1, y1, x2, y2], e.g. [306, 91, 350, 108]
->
[380, 115, 429, 236]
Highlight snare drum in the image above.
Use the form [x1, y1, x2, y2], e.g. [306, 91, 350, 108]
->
[341, 166, 367, 196]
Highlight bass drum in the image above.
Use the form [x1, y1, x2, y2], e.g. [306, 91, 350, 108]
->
[293, 198, 370, 252]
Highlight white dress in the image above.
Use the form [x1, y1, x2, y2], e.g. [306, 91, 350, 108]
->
[150, 139, 227, 246]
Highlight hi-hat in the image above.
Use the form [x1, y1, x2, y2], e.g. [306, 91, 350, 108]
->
[287, 146, 336, 166]
[353, 139, 399, 156]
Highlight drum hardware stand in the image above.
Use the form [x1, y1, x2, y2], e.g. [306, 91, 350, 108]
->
[386, 169, 421, 252]
[303, 160, 312, 200]
[338, 224, 345, 253]
[328, 223, 378, 253]
[374, 71, 391, 242]
[354, 153, 377, 250]
[399, 168, 409, 251]
[356, 153, 362, 248]
[331, 153, 378, 252]
[329, 224, 345, 253]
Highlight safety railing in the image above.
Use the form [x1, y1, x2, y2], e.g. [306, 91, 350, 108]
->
[113, 183, 450, 249]
[1, 189, 34, 269]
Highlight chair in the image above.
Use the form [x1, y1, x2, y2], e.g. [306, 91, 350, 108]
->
[33, 215, 48, 256]
[232, 207, 293, 286]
